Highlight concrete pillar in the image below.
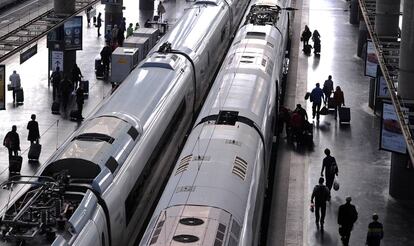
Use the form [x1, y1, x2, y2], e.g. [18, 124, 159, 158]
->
[350, 0, 359, 25]
[390, 0, 414, 200]
[104, 2, 124, 35]
[375, 0, 400, 38]
[53, 0, 77, 79]
[140, 0, 154, 11]
[357, 20, 368, 57]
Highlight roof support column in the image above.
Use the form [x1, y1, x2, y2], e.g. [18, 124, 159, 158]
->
[390, 0, 414, 200]
[53, 0, 76, 79]
[104, 1, 124, 37]
[375, 0, 400, 37]
[140, 0, 154, 11]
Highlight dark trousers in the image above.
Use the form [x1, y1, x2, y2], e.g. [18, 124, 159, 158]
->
[326, 175, 335, 191]
[97, 26, 101, 36]
[103, 60, 110, 73]
[30, 139, 39, 145]
[8, 148, 18, 157]
[324, 92, 331, 104]
[315, 203, 326, 225]
[12, 88, 17, 102]
[312, 102, 321, 120]
[53, 85, 59, 101]
[303, 40, 309, 50]
[335, 104, 342, 119]
[77, 103, 83, 118]
[340, 226, 352, 245]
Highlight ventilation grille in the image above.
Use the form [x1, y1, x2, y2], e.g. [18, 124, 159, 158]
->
[214, 223, 227, 246]
[175, 155, 192, 175]
[232, 157, 248, 180]
[149, 220, 165, 245]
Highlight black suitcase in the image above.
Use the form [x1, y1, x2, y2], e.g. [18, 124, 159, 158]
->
[339, 107, 351, 124]
[304, 44, 312, 55]
[70, 110, 81, 121]
[16, 88, 24, 103]
[9, 156, 22, 174]
[81, 80, 89, 95]
[96, 63, 104, 79]
[52, 101, 60, 114]
[28, 143, 42, 160]
[95, 58, 102, 71]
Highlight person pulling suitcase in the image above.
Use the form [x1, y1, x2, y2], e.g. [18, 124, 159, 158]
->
[3, 125, 22, 174]
[27, 114, 42, 161]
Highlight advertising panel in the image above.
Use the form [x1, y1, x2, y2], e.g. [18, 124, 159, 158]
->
[365, 40, 379, 77]
[64, 16, 83, 50]
[51, 51, 64, 72]
[377, 75, 390, 98]
[380, 102, 408, 154]
[0, 65, 5, 110]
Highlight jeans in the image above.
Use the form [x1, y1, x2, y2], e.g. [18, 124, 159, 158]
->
[312, 102, 321, 120]
[315, 203, 327, 225]
[335, 104, 342, 119]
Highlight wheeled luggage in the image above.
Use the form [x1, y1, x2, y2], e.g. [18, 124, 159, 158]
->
[95, 58, 105, 79]
[9, 156, 22, 174]
[70, 110, 81, 121]
[304, 44, 312, 55]
[339, 107, 351, 124]
[81, 80, 89, 96]
[28, 143, 42, 161]
[51, 101, 60, 114]
[16, 88, 24, 103]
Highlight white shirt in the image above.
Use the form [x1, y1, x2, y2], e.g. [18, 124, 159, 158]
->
[9, 73, 21, 88]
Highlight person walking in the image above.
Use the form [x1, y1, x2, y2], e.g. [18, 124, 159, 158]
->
[27, 114, 40, 145]
[100, 43, 112, 75]
[50, 66, 62, 101]
[60, 75, 72, 112]
[111, 24, 119, 48]
[9, 70, 21, 104]
[71, 63, 83, 90]
[312, 30, 321, 54]
[117, 24, 125, 47]
[135, 22, 140, 30]
[310, 83, 325, 121]
[338, 197, 358, 246]
[301, 25, 312, 50]
[157, 1, 166, 21]
[104, 29, 112, 45]
[3, 125, 20, 157]
[320, 148, 338, 196]
[366, 214, 384, 246]
[333, 86, 345, 120]
[86, 6, 92, 26]
[75, 86, 85, 121]
[127, 23, 134, 38]
[311, 177, 330, 230]
[323, 75, 334, 104]
[96, 12, 103, 36]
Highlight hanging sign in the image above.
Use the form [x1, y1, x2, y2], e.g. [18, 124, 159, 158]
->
[51, 51, 64, 72]
[64, 16, 83, 50]
[20, 44, 38, 64]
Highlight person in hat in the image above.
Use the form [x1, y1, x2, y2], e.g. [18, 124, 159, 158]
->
[338, 196, 358, 245]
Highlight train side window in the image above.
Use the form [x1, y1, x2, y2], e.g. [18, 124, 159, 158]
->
[102, 233, 105, 246]
[124, 99, 187, 225]
[221, 27, 226, 42]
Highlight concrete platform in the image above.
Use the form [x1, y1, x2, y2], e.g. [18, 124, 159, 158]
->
[267, 0, 414, 245]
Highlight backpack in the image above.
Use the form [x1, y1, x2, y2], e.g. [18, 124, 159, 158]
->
[330, 161, 338, 175]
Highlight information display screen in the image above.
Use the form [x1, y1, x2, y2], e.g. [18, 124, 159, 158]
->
[64, 16, 83, 50]
[377, 75, 390, 98]
[365, 40, 379, 78]
[380, 102, 408, 154]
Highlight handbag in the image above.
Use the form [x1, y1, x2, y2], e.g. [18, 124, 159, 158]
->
[7, 84, 13, 91]
[333, 179, 340, 191]
[305, 92, 311, 100]
[319, 106, 328, 115]
[310, 203, 315, 213]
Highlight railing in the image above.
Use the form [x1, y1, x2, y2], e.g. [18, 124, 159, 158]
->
[359, 0, 414, 166]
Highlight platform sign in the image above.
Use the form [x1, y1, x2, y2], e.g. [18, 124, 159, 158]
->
[377, 75, 390, 98]
[365, 40, 379, 78]
[380, 102, 408, 154]
[51, 51, 64, 72]
[64, 16, 83, 50]
[20, 44, 38, 64]
[101, 0, 122, 5]
[0, 65, 5, 110]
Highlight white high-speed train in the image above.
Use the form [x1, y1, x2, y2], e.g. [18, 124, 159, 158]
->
[0, 0, 250, 245]
[139, 0, 291, 245]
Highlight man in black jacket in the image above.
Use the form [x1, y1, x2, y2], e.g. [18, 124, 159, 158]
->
[366, 214, 384, 246]
[338, 196, 358, 245]
[311, 177, 330, 230]
[3, 125, 20, 157]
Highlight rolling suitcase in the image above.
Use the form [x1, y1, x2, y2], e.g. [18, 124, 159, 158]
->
[339, 107, 351, 124]
[9, 156, 22, 174]
[16, 88, 24, 104]
[81, 80, 89, 96]
[51, 101, 60, 114]
[28, 143, 42, 161]
[304, 44, 312, 55]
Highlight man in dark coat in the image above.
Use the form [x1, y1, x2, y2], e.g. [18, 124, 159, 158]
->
[27, 114, 40, 145]
[96, 12, 103, 36]
[100, 44, 112, 74]
[60, 76, 73, 112]
[321, 148, 338, 195]
[311, 177, 330, 230]
[301, 25, 312, 50]
[310, 83, 325, 121]
[51, 66, 62, 101]
[71, 63, 83, 90]
[338, 197, 358, 246]
[76, 86, 85, 121]
[366, 214, 384, 246]
[3, 125, 20, 157]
